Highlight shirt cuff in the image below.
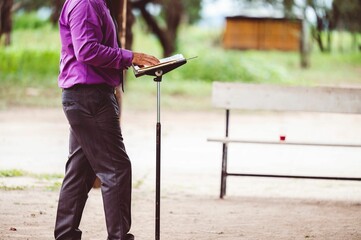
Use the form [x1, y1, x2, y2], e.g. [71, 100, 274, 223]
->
[121, 49, 133, 69]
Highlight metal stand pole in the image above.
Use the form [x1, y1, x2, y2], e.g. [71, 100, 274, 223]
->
[154, 70, 163, 240]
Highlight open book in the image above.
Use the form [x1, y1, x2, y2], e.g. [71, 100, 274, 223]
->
[132, 54, 188, 77]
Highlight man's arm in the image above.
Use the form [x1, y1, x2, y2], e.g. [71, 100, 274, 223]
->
[68, 0, 159, 69]
[68, 0, 133, 69]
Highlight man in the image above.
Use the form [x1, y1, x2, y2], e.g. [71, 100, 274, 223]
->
[54, 0, 159, 240]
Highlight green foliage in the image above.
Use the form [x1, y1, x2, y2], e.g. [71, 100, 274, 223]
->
[13, 12, 50, 30]
[182, 0, 203, 24]
[0, 46, 59, 108]
[168, 49, 290, 84]
[169, 26, 290, 84]
[0, 48, 59, 78]
[0, 24, 360, 110]
[0, 24, 59, 90]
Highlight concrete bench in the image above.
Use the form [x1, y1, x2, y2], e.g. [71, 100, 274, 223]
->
[208, 82, 361, 198]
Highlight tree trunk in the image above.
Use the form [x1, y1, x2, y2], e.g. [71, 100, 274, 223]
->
[0, 1, 3, 36]
[51, 0, 65, 24]
[164, 0, 182, 55]
[133, 0, 182, 57]
[139, 5, 173, 56]
[120, 0, 134, 50]
[103, 0, 134, 50]
[0, 0, 13, 46]
[300, 17, 310, 68]
[314, 16, 325, 52]
[352, 32, 361, 52]
[326, 30, 332, 52]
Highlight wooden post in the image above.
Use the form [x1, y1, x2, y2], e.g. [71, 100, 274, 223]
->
[300, 9, 310, 69]
[94, 0, 128, 189]
[114, 0, 127, 122]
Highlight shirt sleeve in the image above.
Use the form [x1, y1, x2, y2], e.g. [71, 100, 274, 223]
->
[68, 0, 133, 69]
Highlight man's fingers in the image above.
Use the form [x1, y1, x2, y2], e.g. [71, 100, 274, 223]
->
[132, 52, 160, 66]
[143, 56, 160, 66]
[139, 54, 159, 66]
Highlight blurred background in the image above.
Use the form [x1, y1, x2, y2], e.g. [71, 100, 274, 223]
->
[0, 3, 361, 238]
[0, 0, 360, 110]
[1, 2, 361, 232]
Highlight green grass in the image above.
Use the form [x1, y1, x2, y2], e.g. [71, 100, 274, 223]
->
[0, 169, 64, 191]
[0, 169, 26, 177]
[46, 181, 62, 191]
[33, 173, 64, 180]
[0, 168, 149, 192]
[125, 77, 212, 110]
[0, 184, 27, 191]
[0, 169, 63, 179]
[13, 12, 50, 30]
[0, 22, 360, 110]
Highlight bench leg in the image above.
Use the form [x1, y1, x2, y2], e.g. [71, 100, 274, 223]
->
[220, 143, 228, 199]
[220, 109, 230, 199]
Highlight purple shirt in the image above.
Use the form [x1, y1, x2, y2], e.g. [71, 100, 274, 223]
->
[58, 0, 133, 88]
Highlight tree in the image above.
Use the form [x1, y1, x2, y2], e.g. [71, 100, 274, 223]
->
[306, 0, 335, 52]
[0, 0, 13, 46]
[181, 0, 203, 24]
[130, 0, 202, 56]
[132, 0, 182, 56]
[50, 0, 65, 25]
[243, 0, 335, 52]
[51, 0, 203, 57]
[332, 0, 361, 50]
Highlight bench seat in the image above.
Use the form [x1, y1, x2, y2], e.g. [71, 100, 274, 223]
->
[207, 137, 361, 148]
[209, 82, 361, 198]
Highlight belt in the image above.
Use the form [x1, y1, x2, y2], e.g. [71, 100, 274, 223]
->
[64, 84, 116, 94]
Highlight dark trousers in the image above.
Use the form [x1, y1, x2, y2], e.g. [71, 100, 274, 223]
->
[54, 84, 132, 240]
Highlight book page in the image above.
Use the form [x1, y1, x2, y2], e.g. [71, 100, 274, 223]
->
[133, 54, 185, 71]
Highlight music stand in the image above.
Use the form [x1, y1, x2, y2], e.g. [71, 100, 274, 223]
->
[132, 56, 187, 240]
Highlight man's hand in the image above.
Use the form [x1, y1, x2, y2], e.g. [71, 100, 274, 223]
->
[132, 52, 160, 67]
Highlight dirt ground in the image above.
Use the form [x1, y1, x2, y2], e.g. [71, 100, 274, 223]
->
[1, 108, 361, 240]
